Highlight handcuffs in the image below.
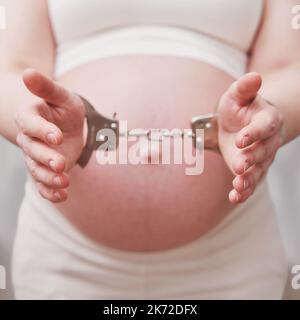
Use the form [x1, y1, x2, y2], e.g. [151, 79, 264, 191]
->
[77, 95, 219, 168]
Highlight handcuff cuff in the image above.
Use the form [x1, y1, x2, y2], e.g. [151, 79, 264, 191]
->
[76, 95, 220, 168]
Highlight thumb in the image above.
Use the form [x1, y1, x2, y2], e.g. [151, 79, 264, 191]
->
[226, 72, 262, 107]
[22, 68, 75, 108]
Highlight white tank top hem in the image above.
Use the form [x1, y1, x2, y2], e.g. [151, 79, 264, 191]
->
[47, 0, 263, 80]
[54, 26, 248, 79]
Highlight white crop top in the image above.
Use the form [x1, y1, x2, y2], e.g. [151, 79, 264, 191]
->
[47, 0, 263, 79]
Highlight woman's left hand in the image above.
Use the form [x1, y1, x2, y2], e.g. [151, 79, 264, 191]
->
[218, 72, 284, 204]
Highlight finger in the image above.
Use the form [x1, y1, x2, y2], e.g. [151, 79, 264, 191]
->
[227, 72, 262, 107]
[236, 108, 283, 148]
[23, 68, 78, 108]
[232, 154, 275, 193]
[25, 156, 69, 189]
[232, 166, 262, 193]
[14, 101, 63, 145]
[232, 133, 280, 175]
[36, 182, 68, 203]
[229, 187, 254, 204]
[16, 133, 65, 173]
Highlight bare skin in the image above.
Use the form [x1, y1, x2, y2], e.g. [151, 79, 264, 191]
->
[1, 0, 300, 250]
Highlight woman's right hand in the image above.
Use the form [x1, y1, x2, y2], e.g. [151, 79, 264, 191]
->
[15, 69, 86, 202]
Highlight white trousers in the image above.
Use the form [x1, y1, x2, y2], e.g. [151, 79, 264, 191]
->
[12, 178, 288, 299]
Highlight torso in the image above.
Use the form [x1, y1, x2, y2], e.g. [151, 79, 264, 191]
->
[47, 0, 263, 251]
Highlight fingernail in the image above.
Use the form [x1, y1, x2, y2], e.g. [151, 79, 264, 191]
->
[47, 133, 58, 145]
[53, 191, 61, 201]
[53, 176, 62, 186]
[49, 160, 56, 170]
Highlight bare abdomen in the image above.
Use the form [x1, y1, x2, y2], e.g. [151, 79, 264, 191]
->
[55, 55, 235, 251]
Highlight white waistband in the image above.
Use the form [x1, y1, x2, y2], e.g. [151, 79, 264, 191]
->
[54, 26, 247, 79]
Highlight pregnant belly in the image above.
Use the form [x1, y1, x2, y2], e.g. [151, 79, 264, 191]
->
[55, 55, 236, 251]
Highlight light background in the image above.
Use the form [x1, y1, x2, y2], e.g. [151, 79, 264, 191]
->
[0, 136, 299, 299]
